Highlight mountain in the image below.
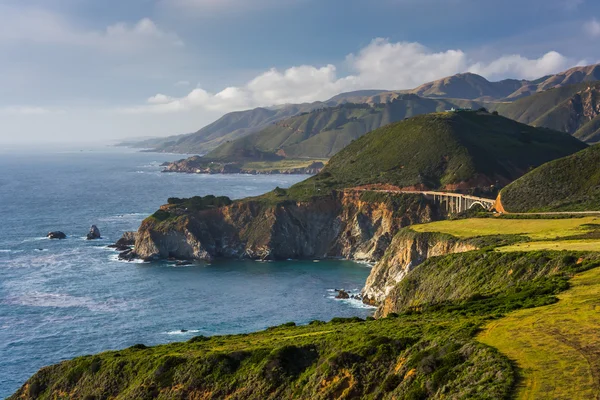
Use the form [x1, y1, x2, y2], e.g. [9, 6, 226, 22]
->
[290, 111, 587, 195]
[142, 104, 322, 154]
[407, 64, 600, 101]
[498, 144, 600, 212]
[492, 81, 600, 143]
[122, 64, 600, 154]
[205, 97, 481, 160]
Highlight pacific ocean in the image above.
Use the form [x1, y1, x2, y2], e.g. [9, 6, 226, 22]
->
[0, 146, 373, 397]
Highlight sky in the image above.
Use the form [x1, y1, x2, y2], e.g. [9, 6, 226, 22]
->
[1, 0, 600, 145]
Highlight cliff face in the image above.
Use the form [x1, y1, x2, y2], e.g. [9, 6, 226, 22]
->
[362, 230, 476, 305]
[133, 192, 441, 263]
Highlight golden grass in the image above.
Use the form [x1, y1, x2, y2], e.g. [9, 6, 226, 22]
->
[243, 159, 327, 172]
[412, 216, 600, 240]
[477, 267, 600, 399]
[498, 239, 600, 253]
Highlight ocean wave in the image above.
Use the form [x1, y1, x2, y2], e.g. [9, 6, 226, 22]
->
[108, 254, 148, 264]
[99, 212, 147, 222]
[353, 260, 375, 268]
[3, 291, 130, 313]
[21, 237, 49, 243]
[326, 289, 376, 310]
[166, 329, 201, 335]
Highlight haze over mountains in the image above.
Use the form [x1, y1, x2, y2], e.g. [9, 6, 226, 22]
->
[125, 64, 600, 156]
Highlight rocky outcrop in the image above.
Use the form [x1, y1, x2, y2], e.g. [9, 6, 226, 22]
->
[86, 225, 101, 240]
[162, 156, 324, 175]
[114, 231, 137, 247]
[47, 231, 66, 240]
[132, 191, 442, 262]
[362, 230, 477, 305]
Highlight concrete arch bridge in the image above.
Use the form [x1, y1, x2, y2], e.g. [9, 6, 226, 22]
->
[352, 189, 496, 214]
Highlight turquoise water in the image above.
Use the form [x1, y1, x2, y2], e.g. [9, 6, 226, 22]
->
[0, 148, 373, 397]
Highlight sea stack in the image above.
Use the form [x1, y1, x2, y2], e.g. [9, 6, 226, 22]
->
[86, 225, 101, 240]
[47, 231, 66, 240]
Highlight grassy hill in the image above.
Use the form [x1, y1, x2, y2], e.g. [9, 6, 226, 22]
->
[492, 82, 600, 143]
[141, 104, 322, 154]
[205, 98, 481, 160]
[286, 111, 586, 198]
[13, 220, 600, 399]
[499, 144, 600, 212]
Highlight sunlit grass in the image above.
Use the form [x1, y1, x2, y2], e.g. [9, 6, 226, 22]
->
[498, 239, 600, 252]
[243, 159, 327, 172]
[411, 216, 600, 240]
[478, 267, 600, 399]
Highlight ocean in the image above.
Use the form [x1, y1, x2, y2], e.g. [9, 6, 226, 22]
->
[0, 147, 373, 397]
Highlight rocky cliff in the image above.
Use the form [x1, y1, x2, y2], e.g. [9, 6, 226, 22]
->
[132, 191, 442, 263]
[362, 230, 477, 305]
[162, 156, 325, 175]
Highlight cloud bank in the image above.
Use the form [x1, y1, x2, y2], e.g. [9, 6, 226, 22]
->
[125, 39, 576, 115]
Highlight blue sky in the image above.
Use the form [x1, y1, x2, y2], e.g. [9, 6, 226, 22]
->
[1, 0, 600, 144]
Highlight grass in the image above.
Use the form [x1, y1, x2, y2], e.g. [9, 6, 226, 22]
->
[242, 159, 327, 172]
[289, 111, 584, 196]
[477, 265, 600, 399]
[498, 239, 600, 252]
[204, 100, 482, 161]
[500, 144, 600, 212]
[411, 216, 600, 240]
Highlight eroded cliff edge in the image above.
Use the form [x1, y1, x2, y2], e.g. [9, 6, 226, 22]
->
[132, 191, 442, 263]
[361, 230, 477, 305]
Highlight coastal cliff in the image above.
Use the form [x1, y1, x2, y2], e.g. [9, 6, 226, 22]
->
[361, 230, 477, 305]
[132, 191, 442, 263]
[162, 156, 325, 175]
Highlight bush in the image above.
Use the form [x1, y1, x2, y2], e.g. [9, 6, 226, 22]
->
[188, 335, 209, 343]
[151, 209, 171, 221]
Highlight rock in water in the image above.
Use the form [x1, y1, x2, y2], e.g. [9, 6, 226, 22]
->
[335, 289, 350, 299]
[47, 231, 66, 240]
[115, 231, 137, 247]
[86, 225, 101, 240]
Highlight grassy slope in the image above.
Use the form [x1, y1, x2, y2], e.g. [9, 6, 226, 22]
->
[12, 215, 600, 399]
[205, 99, 481, 161]
[491, 82, 600, 143]
[411, 216, 600, 240]
[500, 144, 600, 212]
[478, 266, 600, 399]
[12, 312, 515, 399]
[15, 250, 600, 400]
[289, 111, 585, 196]
[492, 82, 598, 124]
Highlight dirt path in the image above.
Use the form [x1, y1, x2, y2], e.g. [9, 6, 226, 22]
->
[477, 268, 600, 399]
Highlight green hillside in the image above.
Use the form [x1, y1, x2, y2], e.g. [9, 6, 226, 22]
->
[145, 104, 320, 154]
[288, 111, 586, 197]
[500, 144, 600, 212]
[206, 98, 480, 160]
[492, 82, 600, 143]
[13, 245, 600, 400]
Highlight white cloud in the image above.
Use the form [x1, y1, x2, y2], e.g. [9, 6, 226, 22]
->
[147, 94, 176, 104]
[468, 51, 570, 80]
[0, 6, 182, 51]
[122, 39, 578, 115]
[584, 18, 600, 38]
[345, 39, 468, 89]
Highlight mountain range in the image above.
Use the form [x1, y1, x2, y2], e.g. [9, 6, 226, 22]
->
[122, 64, 600, 155]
